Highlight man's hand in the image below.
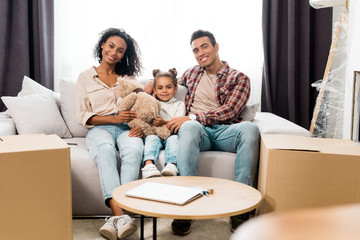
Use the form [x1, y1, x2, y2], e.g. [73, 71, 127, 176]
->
[167, 116, 190, 134]
[129, 126, 144, 138]
[114, 111, 137, 124]
[153, 116, 167, 127]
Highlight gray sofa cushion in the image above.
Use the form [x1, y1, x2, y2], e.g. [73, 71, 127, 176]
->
[63, 138, 113, 216]
[0, 112, 17, 136]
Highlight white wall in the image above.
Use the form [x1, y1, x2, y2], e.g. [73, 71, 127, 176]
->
[343, 0, 360, 139]
[53, 0, 264, 105]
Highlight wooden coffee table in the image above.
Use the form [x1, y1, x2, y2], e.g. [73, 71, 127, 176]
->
[113, 176, 261, 239]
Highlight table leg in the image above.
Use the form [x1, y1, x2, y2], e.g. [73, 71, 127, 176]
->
[153, 217, 157, 240]
[140, 215, 145, 240]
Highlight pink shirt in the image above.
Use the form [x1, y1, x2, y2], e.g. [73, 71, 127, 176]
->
[76, 66, 135, 128]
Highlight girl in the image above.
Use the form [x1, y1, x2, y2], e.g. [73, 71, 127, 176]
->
[141, 68, 186, 178]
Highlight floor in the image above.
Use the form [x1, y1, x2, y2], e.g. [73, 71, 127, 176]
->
[73, 217, 233, 240]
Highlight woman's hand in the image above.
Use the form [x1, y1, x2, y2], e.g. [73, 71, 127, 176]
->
[153, 116, 167, 127]
[128, 126, 144, 138]
[114, 111, 137, 124]
[144, 80, 154, 95]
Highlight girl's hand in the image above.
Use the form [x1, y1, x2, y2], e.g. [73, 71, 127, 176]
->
[129, 126, 144, 138]
[153, 116, 167, 127]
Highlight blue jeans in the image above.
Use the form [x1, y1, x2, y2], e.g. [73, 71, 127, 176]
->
[143, 135, 179, 166]
[177, 121, 260, 186]
[86, 124, 144, 203]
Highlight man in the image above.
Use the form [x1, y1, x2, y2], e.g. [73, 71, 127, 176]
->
[166, 30, 260, 235]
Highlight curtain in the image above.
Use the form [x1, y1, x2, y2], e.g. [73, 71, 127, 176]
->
[0, 0, 54, 111]
[261, 0, 332, 129]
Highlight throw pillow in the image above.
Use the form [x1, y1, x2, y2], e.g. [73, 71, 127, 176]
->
[1, 94, 72, 138]
[174, 85, 187, 102]
[240, 103, 260, 121]
[4, 75, 61, 117]
[18, 75, 61, 109]
[59, 79, 88, 137]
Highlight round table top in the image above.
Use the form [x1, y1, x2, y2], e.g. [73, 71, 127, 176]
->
[113, 176, 262, 220]
[231, 203, 360, 240]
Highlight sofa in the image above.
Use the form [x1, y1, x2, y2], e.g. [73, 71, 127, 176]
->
[0, 76, 311, 216]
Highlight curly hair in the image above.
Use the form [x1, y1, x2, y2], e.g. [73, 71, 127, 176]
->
[190, 29, 217, 47]
[93, 28, 142, 77]
[152, 68, 178, 88]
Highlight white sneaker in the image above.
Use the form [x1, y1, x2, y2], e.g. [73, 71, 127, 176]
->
[99, 216, 118, 240]
[99, 215, 137, 240]
[141, 164, 161, 179]
[115, 215, 137, 239]
[161, 163, 178, 176]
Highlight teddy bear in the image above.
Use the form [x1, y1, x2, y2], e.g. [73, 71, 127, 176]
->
[117, 78, 171, 140]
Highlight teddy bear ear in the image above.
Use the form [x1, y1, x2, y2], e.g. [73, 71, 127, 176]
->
[153, 69, 160, 77]
[169, 68, 177, 78]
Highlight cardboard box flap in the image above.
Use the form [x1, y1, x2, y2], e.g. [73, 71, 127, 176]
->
[0, 134, 69, 153]
[261, 134, 319, 152]
[309, 137, 360, 155]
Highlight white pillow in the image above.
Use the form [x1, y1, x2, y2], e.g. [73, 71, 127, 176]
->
[4, 75, 61, 117]
[59, 79, 88, 137]
[18, 75, 61, 109]
[1, 94, 72, 138]
[253, 112, 311, 137]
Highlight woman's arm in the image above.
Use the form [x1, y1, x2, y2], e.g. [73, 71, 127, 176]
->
[86, 111, 137, 125]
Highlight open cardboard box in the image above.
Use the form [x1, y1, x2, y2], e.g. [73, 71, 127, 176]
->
[0, 134, 72, 240]
[258, 134, 360, 214]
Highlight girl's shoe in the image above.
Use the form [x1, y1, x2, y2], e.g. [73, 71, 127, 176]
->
[141, 163, 161, 179]
[161, 163, 178, 176]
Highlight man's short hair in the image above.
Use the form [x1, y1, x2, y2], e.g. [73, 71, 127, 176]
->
[190, 30, 217, 47]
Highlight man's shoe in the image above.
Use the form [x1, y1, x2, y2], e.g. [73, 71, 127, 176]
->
[114, 215, 137, 239]
[171, 219, 192, 235]
[141, 164, 161, 179]
[161, 163, 178, 176]
[99, 216, 119, 240]
[230, 212, 251, 232]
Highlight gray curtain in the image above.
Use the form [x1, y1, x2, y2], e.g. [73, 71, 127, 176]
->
[0, 0, 54, 111]
[261, 0, 332, 129]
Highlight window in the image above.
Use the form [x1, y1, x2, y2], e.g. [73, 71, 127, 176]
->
[54, 0, 263, 104]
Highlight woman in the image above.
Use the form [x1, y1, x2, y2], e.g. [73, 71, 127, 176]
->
[76, 28, 143, 240]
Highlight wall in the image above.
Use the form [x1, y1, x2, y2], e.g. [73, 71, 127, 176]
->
[343, 0, 360, 139]
[323, 2, 360, 139]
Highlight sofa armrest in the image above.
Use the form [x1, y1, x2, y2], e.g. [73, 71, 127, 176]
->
[253, 112, 311, 137]
[0, 112, 17, 136]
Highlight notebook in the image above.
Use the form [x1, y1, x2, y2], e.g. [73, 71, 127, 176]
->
[125, 182, 204, 205]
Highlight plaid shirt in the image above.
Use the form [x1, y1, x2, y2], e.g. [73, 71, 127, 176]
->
[178, 62, 250, 125]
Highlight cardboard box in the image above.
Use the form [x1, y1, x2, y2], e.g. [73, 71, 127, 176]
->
[0, 134, 72, 240]
[258, 134, 360, 214]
